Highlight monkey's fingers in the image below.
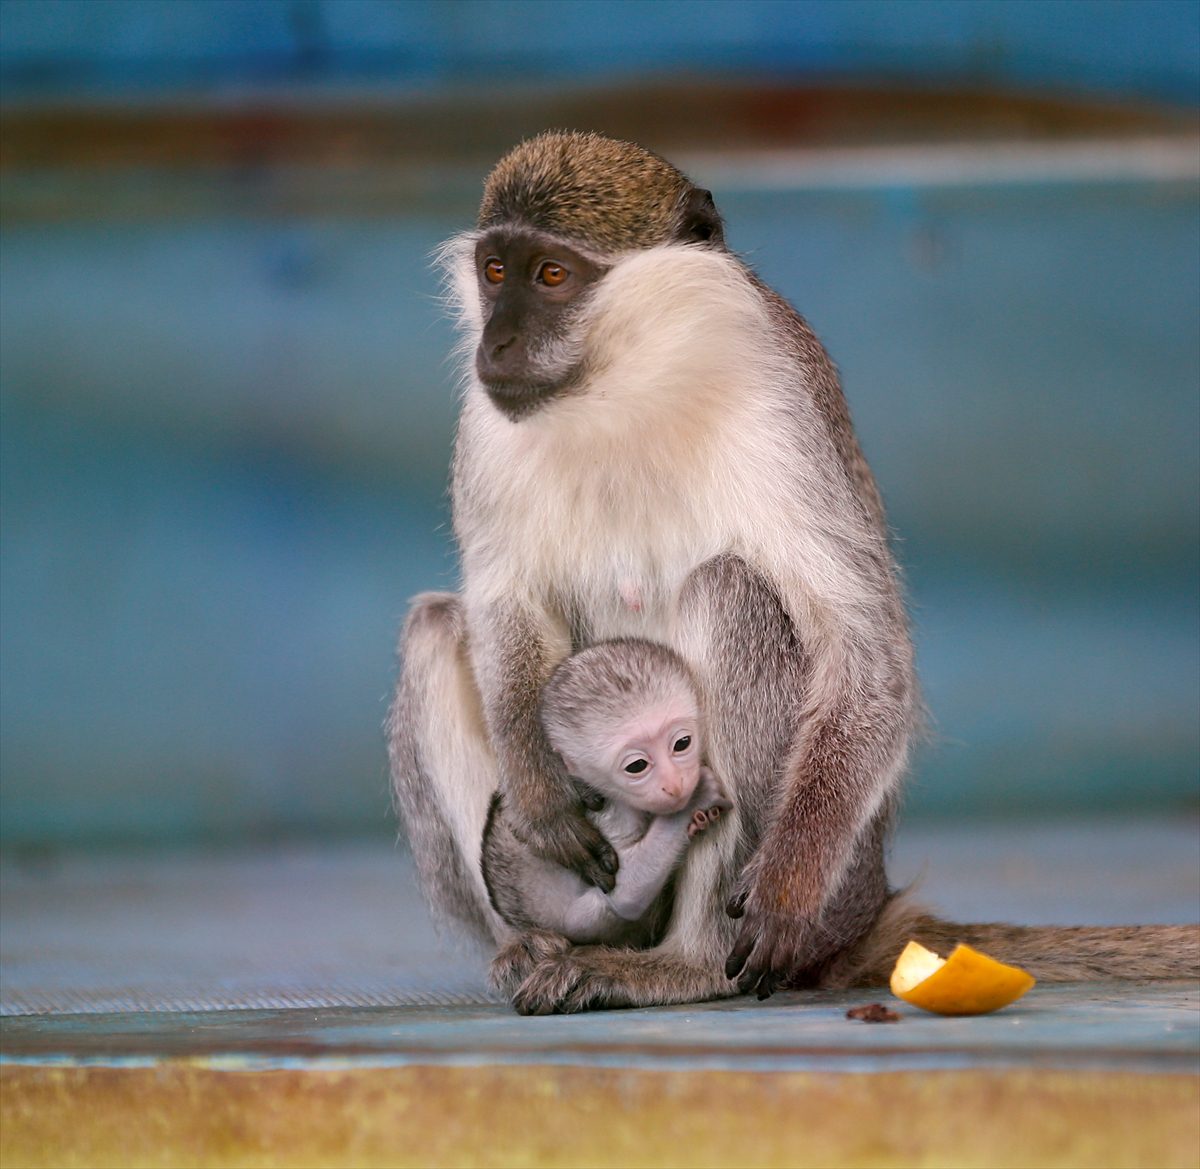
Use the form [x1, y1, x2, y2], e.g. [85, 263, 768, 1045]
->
[579, 853, 618, 892]
[726, 908, 789, 996]
[573, 781, 606, 813]
[525, 808, 619, 891]
[595, 838, 619, 876]
[726, 889, 748, 919]
[735, 945, 774, 998]
[756, 973, 780, 1001]
[725, 928, 756, 980]
[566, 816, 620, 891]
[693, 807, 724, 837]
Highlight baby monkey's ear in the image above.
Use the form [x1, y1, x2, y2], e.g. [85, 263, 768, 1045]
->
[573, 780, 606, 813]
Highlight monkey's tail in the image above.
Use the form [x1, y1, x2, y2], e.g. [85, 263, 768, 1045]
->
[831, 893, 1200, 987]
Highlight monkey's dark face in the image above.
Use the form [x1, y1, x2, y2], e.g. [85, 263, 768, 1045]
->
[473, 229, 605, 421]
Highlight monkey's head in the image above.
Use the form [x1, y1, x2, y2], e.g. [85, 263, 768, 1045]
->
[540, 639, 704, 817]
[469, 131, 725, 421]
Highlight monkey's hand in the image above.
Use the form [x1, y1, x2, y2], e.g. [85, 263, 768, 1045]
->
[687, 807, 723, 839]
[572, 779, 606, 813]
[724, 864, 815, 999]
[509, 787, 620, 893]
[686, 766, 733, 839]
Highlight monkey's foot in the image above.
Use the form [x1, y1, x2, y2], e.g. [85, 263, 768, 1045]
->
[488, 929, 572, 997]
[724, 899, 816, 1000]
[687, 806, 725, 839]
[511, 945, 736, 1015]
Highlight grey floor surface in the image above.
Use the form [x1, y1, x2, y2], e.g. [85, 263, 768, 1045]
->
[2, 817, 1196, 1017]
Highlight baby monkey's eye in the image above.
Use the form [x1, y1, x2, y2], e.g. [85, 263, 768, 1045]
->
[483, 258, 505, 284]
[672, 736, 692, 753]
[624, 758, 649, 775]
[538, 262, 567, 286]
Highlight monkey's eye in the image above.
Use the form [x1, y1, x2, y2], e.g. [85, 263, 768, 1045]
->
[483, 258, 505, 284]
[538, 262, 567, 287]
[672, 735, 692, 754]
[623, 758, 649, 775]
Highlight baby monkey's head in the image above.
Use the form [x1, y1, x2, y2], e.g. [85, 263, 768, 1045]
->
[540, 639, 702, 816]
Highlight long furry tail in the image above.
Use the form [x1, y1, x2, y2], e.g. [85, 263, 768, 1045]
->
[825, 892, 1200, 987]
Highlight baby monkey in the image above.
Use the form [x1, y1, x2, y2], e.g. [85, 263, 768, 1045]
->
[482, 639, 731, 986]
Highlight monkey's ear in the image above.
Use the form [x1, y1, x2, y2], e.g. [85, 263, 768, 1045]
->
[679, 188, 725, 247]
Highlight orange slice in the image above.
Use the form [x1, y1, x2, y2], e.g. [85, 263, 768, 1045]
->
[889, 940, 1035, 1015]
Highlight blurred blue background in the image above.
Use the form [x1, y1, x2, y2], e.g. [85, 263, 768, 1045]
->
[1, 0, 1197, 846]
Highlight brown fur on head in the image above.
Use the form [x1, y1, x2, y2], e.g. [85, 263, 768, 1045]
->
[478, 130, 697, 254]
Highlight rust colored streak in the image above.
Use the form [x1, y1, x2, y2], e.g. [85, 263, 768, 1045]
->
[2, 83, 1191, 172]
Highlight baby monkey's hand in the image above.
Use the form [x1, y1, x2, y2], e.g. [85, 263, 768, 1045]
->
[687, 766, 732, 839]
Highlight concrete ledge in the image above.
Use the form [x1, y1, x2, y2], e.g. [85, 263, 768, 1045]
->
[3, 1061, 1197, 1169]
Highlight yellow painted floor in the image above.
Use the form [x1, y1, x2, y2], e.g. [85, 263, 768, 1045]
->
[3, 1062, 1197, 1169]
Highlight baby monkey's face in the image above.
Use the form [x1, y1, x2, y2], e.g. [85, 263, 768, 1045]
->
[605, 701, 701, 816]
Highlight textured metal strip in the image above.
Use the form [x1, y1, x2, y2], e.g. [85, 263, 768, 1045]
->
[2, 982, 501, 1016]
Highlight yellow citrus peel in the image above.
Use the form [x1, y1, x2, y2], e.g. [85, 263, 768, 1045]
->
[889, 940, 1035, 1015]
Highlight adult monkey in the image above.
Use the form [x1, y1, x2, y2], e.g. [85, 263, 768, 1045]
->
[389, 131, 1196, 1013]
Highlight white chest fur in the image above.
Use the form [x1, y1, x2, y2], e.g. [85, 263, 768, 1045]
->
[452, 243, 831, 633]
[479, 416, 728, 639]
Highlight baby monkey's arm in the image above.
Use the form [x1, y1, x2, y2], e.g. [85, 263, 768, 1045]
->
[585, 767, 731, 927]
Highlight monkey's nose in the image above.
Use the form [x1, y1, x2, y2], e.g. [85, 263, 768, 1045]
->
[476, 332, 522, 384]
[489, 334, 516, 359]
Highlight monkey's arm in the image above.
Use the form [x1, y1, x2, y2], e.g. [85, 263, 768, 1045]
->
[600, 813, 695, 923]
[499, 772, 731, 943]
[596, 767, 732, 924]
[557, 804, 725, 938]
[471, 599, 620, 891]
[492, 819, 687, 944]
[725, 620, 911, 997]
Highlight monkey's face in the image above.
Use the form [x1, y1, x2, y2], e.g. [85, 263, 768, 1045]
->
[473, 228, 605, 421]
[607, 705, 702, 816]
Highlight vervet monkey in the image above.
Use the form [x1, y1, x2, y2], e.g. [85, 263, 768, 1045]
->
[482, 640, 731, 995]
[388, 131, 1198, 1013]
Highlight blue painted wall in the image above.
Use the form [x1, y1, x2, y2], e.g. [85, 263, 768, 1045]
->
[1, 1, 1197, 843]
[2, 0, 1198, 101]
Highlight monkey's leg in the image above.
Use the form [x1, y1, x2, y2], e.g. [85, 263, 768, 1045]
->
[511, 555, 805, 1014]
[722, 687, 909, 998]
[780, 804, 891, 988]
[387, 591, 507, 946]
[508, 770, 746, 1013]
